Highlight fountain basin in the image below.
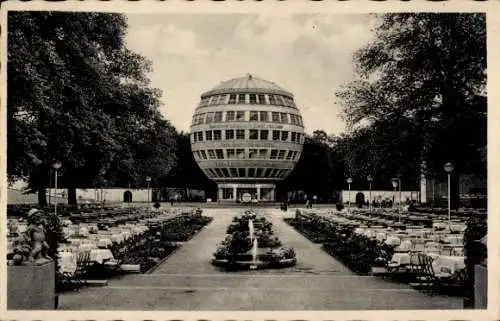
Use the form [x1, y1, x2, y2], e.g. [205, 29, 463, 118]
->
[211, 257, 296, 270]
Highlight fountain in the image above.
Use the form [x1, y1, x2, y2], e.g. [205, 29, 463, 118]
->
[212, 211, 297, 270]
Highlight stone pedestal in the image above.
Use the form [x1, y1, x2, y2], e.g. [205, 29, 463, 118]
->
[474, 264, 487, 309]
[8, 260, 56, 310]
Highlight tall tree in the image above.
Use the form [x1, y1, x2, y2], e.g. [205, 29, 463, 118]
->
[336, 13, 486, 205]
[7, 12, 178, 206]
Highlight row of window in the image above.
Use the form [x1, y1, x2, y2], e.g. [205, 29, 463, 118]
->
[198, 93, 296, 108]
[204, 167, 290, 179]
[192, 129, 303, 143]
[192, 111, 303, 126]
[193, 148, 301, 161]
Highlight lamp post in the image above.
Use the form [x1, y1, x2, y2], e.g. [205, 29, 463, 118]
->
[444, 162, 454, 229]
[346, 178, 352, 213]
[52, 160, 62, 216]
[145, 176, 152, 203]
[367, 175, 373, 214]
[391, 178, 401, 221]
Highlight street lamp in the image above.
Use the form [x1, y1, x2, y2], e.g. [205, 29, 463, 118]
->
[145, 176, 152, 203]
[391, 177, 401, 221]
[346, 178, 353, 213]
[444, 162, 454, 229]
[367, 175, 373, 214]
[52, 160, 62, 216]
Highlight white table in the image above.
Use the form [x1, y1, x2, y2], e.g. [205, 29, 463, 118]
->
[90, 249, 114, 264]
[432, 255, 465, 275]
[59, 251, 78, 274]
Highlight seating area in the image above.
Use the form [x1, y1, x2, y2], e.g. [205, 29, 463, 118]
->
[7, 206, 212, 292]
[285, 207, 480, 296]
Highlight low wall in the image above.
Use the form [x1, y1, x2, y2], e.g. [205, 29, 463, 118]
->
[341, 190, 419, 204]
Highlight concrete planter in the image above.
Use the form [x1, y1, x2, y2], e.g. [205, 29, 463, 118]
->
[8, 260, 56, 310]
[474, 264, 487, 309]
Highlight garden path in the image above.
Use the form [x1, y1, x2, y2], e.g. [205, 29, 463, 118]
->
[58, 208, 463, 310]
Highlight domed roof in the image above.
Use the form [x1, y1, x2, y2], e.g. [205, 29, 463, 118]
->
[202, 74, 293, 97]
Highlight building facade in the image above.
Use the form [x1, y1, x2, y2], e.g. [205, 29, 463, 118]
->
[190, 74, 305, 202]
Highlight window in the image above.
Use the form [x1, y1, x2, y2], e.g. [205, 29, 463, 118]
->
[264, 168, 273, 177]
[226, 149, 235, 159]
[256, 168, 263, 177]
[205, 113, 214, 123]
[216, 149, 224, 159]
[280, 113, 288, 123]
[213, 130, 222, 140]
[236, 149, 245, 159]
[250, 111, 259, 121]
[271, 169, 280, 177]
[214, 168, 224, 177]
[268, 95, 277, 105]
[249, 94, 257, 104]
[249, 129, 258, 140]
[194, 114, 205, 125]
[276, 96, 285, 106]
[225, 129, 234, 140]
[208, 96, 217, 105]
[194, 132, 203, 142]
[236, 129, 245, 140]
[229, 94, 237, 104]
[258, 94, 266, 104]
[260, 111, 268, 122]
[219, 95, 227, 104]
[208, 149, 216, 159]
[200, 150, 207, 160]
[192, 133, 197, 143]
[272, 130, 280, 141]
[199, 97, 209, 107]
[205, 131, 213, 141]
[281, 131, 289, 141]
[238, 168, 246, 177]
[230, 168, 238, 177]
[260, 130, 269, 140]
[296, 133, 302, 143]
[259, 149, 267, 159]
[290, 114, 297, 125]
[214, 112, 223, 122]
[278, 150, 286, 160]
[236, 111, 245, 121]
[291, 132, 297, 143]
[270, 149, 278, 159]
[237, 94, 246, 104]
[286, 150, 294, 160]
[297, 115, 303, 125]
[272, 112, 280, 123]
[248, 168, 256, 177]
[292, 151, 298, 160]
[226, 111, 235, 121]
[249, 149, 258, 159]
[221, 168, 230, 177]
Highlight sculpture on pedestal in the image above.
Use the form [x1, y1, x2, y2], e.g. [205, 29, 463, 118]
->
[11, 209, 52, 265]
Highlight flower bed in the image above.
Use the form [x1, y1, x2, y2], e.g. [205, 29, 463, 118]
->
[285, 211, 393, 274]
[212, 211, 296, 270]
[110, 210, 212, 273]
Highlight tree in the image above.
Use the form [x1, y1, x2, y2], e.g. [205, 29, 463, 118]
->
[336, 13, 486, 206]
[8, 12, 179, 206]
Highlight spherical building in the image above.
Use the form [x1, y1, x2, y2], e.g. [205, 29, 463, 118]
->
[190, 74, 305, 202]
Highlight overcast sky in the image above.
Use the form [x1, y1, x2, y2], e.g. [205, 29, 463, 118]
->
[125, 14, 375, 135]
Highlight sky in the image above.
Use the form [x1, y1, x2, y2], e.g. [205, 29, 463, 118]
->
[125, 14, 376, 135]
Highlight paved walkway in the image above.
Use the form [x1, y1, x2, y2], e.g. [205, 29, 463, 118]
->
[58, 208, 463, 310]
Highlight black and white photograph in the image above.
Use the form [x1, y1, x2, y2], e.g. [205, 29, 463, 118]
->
[1, 1, 497, 317]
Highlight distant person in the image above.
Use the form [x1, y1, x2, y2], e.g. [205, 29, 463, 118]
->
[305, 199, 310, 208]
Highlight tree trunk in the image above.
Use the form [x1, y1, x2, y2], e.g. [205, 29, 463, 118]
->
[68, 187, 77, 205]
[38, 185, 47, 207]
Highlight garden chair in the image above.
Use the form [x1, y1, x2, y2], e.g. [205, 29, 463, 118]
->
[414, 254, 452, 294]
